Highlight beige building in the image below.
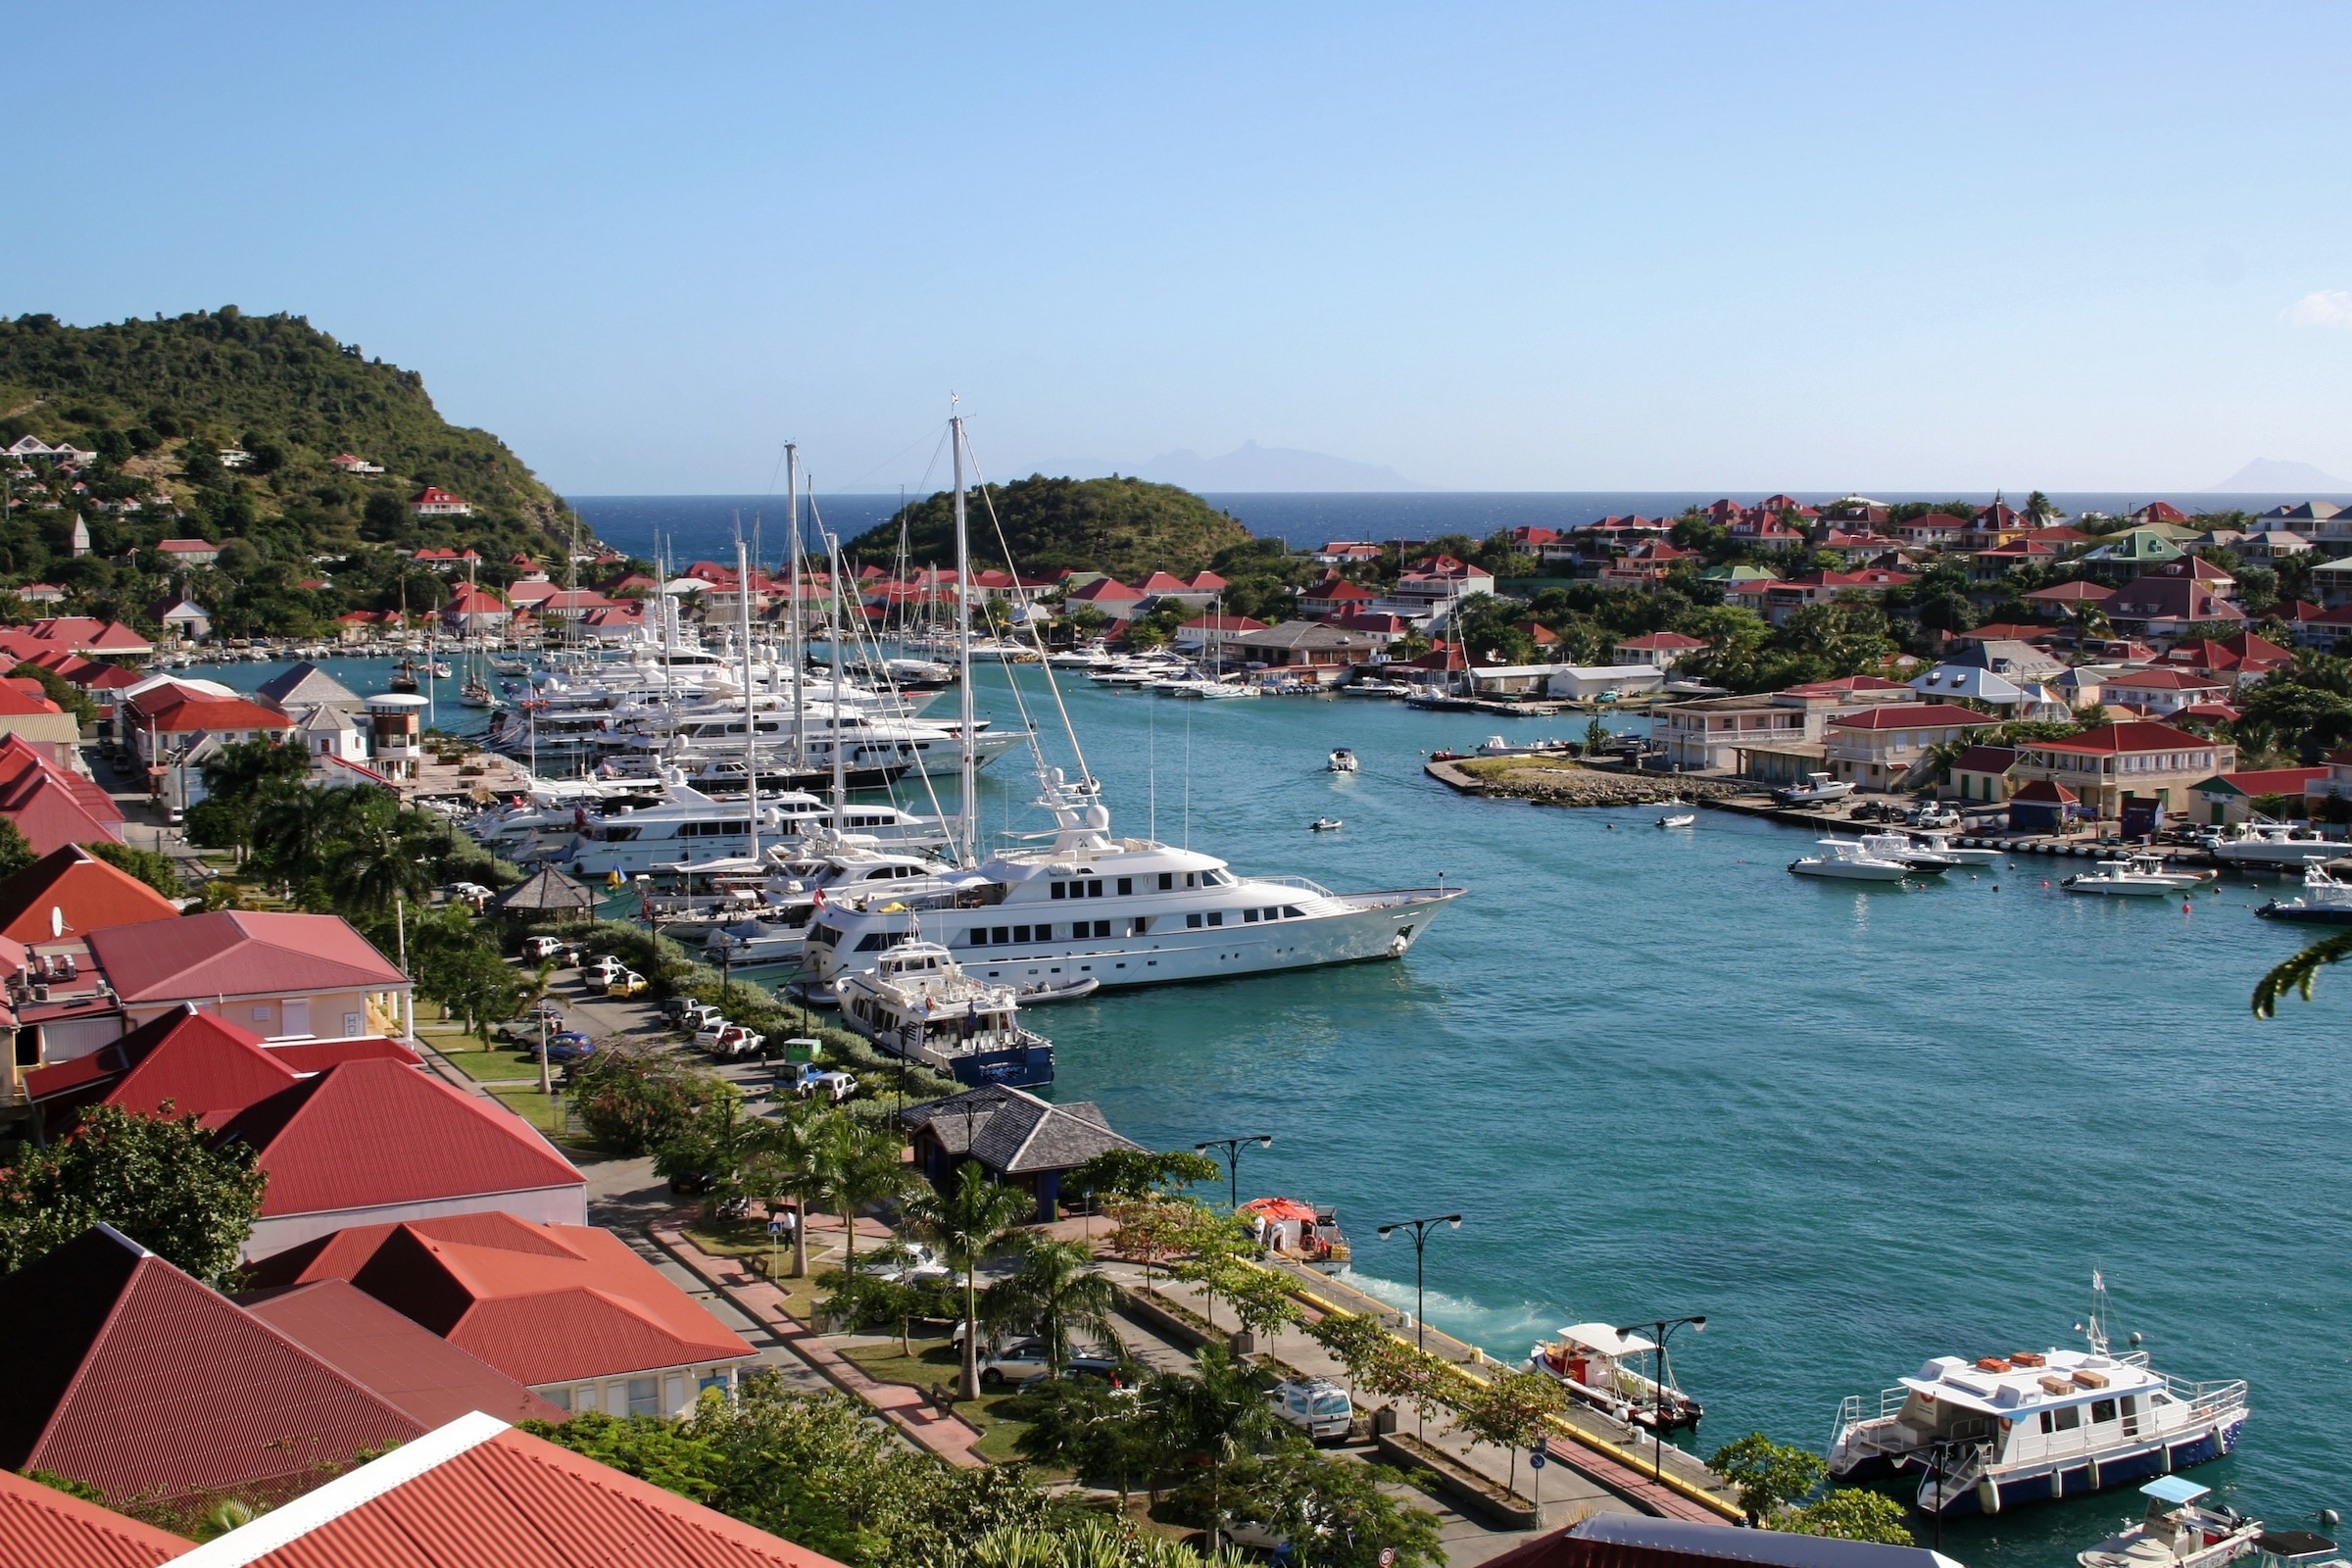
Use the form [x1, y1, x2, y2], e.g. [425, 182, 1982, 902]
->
[2010, 720, 2234, 821]
[1824, 704, 1997, 790]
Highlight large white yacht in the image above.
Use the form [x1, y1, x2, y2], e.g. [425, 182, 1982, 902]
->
[1827, 1279, 2249, 1518]
[799, 773, 1462, 993]
[517, 783, 948, 877]
[836, 940, 1055, 1088]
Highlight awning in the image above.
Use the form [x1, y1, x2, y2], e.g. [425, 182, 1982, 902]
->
[1557, 1322, 1654, 1356]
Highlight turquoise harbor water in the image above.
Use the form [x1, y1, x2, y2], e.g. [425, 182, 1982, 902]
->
[200, 652, 2351, 1565]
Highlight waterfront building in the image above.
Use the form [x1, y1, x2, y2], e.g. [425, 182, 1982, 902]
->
[245, 1212, 757, 1416]
[1613, 631, 1707, 670]
[1945, 743, 2020, 805]
[2009, 720, 2233, 823]
[2190, 766, 2328, 826]
[1652, 679, 1914, 775]
[1173, 612, 1269, 655]
[902, 1084, 1142, 1222]
[1823, 704, 1997, 790]
[1231, 619, 1380, 672]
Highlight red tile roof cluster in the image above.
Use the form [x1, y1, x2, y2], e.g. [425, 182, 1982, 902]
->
[247, 1211, 753, 1388]
[179, 1416, 845, 1568]
[0, 618, 151, 659]
[88, 908, 405, 1004]
[0, 843, 180, 943]
[0, 1226, 424, 1507]
[410, 546, 481, 563]
[239, 1279, 565, 1428]
[1066, 575, 1145, 604]
[441, 584, 508, 615]
[0, 1468, 187, 1568]
[0, 733, 125, 852]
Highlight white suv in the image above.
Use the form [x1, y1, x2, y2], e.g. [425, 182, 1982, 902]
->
[1268, 1377, 1354, 1442]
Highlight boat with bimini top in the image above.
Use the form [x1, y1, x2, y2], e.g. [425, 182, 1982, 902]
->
[2077, 1477, 2263, 1568]
[1529, 1322, 1704, 1432]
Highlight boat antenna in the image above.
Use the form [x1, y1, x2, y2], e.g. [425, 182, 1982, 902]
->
[2074, 1268, 2111, 1356]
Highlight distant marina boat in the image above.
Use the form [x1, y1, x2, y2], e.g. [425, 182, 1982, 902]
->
[1913, 833, 2005, 867]
[2199, 820, 2342, 867]
[1656, 801, 1696, 828]
[1309, 816, 1343, 832]
[2076, 1478, 2263, 1568]
[1827, 1275, 2249, 1518]
[1529, 1322, 1703, 1432]
[1775, 771, 1855, 806]
[1857, 832, 1960, 873]
[836, 940, 1055, 1089]
[2064, 856, 2201, 898]
[2257, 863, 2352, 924]
[1328, 748, 1359, 773]
[1788, 838, 1910, 882]
[1239, 1196, 1350, 1273]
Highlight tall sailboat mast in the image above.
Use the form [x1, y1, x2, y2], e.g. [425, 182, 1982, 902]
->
[736, 539, 760, 866]
[786, 444, 804, 769]
[953, 411, 976, 866]
[826, 518, 847, 815]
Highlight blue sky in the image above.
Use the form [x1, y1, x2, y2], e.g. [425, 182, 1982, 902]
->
[11, 4, 2352, 493]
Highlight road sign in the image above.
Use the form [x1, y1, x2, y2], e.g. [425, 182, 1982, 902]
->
[767, 1218, 785, 1237]
[1529, 1449, 1548, 1469]
[1379, 1551, 1396, 1567]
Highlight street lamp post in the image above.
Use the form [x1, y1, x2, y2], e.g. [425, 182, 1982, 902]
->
[1376, 1213, 1462, 1353]
[1195, 1134, 1273, 1210]
[1616, 1315, 1706, 1482]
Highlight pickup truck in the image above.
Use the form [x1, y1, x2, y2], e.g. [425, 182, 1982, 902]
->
[776, 1062, 857, 1102]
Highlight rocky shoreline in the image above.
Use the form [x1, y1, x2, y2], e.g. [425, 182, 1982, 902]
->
[1425, 758, 1740, 808]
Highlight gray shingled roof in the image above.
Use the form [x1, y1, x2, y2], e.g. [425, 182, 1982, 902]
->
[490, 866, 596, 912]
[256, 662, 363, 713]
[901, 1086, 1142, 1174]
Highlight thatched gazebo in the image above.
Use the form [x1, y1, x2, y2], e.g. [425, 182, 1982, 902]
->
[490, 866, 598, 923]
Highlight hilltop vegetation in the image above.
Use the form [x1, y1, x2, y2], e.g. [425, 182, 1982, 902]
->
[0, 308, 579, 636]
[849, 474, 1249, 581]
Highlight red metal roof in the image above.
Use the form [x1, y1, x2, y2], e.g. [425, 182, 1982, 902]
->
[239, 1279, 567, 1428]
[0, 1468, 187, 1567]
[196, 1420, 844, 1567]
[1830, 704, 1993, 730]
[0, 734, 125, 853]
[2030, 720, 2213, 756]
[221, 1057, 582, 1220]
[87, 909, 406, 1004]
[0, 1227, 422, 1505]
[0, 843, 181, 943]
[246, 1212, 750, 1388]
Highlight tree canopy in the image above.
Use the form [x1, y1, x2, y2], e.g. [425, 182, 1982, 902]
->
[850, 475, 1250, 582]
[0, 1104, 267, 1287]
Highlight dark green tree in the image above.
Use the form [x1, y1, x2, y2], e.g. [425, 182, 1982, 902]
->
[0, 1104, 267, 1287]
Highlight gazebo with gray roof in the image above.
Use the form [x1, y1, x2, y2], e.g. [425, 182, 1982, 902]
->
[902, 1086, 1143, 1221]
[489, 865, 597, 921]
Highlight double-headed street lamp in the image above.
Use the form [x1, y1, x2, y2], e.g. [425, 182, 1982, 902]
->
[1195, 1134, 1272, 1210]
[1377, 1213, 1462, 1353]
[1616, 1314, 1706, 1482]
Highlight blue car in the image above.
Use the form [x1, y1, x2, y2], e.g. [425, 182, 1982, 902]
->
[537, 1031, 595, 1063]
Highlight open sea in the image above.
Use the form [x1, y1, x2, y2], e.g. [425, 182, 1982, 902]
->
[213, 498, 2352, 1564]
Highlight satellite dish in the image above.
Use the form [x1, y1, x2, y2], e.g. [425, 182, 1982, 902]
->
[49, 906, 63, 939]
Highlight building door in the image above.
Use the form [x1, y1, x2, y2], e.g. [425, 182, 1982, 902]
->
[283, 999, 310, 1037]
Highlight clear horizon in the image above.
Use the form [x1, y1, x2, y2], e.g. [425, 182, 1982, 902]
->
[12, 4, 2352, 496]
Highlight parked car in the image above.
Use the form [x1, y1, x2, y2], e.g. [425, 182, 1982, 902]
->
[1908, 802, 1960, 829]
[672, 1001, 724, 1033]
[976, 1338, 1123, 1389]
[605, 970, 648, 998]
[447, 881, 492, 906]
[1268, 1377, 1354, 1442]
[584, 955, 623, 983]
[867, 1242, 950, 1285]
[522, 936, 564, 960]
[537, 1031, 595, 1063]
[777, 1062, 857, 1102]
[701, 1023, 764, 1058]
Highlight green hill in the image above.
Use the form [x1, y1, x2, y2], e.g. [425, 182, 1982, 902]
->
[849, 474, 1250, 581]
[0, 308, 583, 637]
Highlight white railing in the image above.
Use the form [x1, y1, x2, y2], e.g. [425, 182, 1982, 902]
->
[1255, 874, 1337, 897]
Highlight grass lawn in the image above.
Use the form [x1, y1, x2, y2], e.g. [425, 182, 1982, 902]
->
[837, 1337, 1054, 1467]
[485, 1083, 586, 1145]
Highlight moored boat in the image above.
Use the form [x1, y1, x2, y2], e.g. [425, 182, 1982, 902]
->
[1788, 839, 1911, 882]
[836, 940, 1054, 1089]
[1775, 771, 1855, 806]
[2256, 863, 2352, 924]
[1529, 1322, 1703, 1431]
[1240, 1196, 1350, 1273]
[2076, 1478, 2262, 1568]
[2065, 856, 2200, 897]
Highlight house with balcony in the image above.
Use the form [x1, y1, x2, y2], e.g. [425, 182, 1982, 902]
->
[1823, 704, 1997, 790]
[1613, 630, 1707, 670]
[407, 487, 473, 518]
[1650, 680, 1916, 775]
[2009, 721, 2233, 824]
[2099, 667, 2231, 715]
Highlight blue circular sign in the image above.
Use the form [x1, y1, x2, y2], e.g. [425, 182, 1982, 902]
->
[1529, 1450, 1547, 1469]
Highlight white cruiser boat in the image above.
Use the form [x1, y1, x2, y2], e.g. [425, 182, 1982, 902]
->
[2064, 856, 2198, 898]
[1776, 772, 1856, 806]
[1788, 839, 1911, 882]
[2200, 821, 2342, 868]
[800, 772, 1462, 994]
[2257, 862, 2352, 925]
[1827, 1278, 2249, 1517]
[837, 940, 1054, 1088]
[1914, 833, 2006, 867]
[1529, 1323, 1702, 1432]
[2077, 1478, 2262, 1568]
[701, 846, 956, 964]
[1857, 832, 1959, 873]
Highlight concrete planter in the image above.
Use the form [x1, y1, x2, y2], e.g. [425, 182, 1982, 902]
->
[1118, 1286, 1219, 1351]
[1376, 1431, 1540, 1530]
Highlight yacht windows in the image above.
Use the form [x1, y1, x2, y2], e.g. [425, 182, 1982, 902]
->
[1244, 909, 1259, 922]
[2088, 1399, 2116, 1425]
[1089, 919, 1109, 938]
[1187, 912, 1202, 929]
[1282, 906, 1302, 918]
[1158, 873, 1174, 891]
[1130, 916, 1152, 936]
[2121, 1395, 2139, 1436]
[1051, 881, 1065, 900]
[852, 932, 909, 954]
[1187, 873, 1199, 888]
[1014, 925, 1033, 943]
[1207, 911, 1224, 926]
[1117, 877, 1132, 895]
[809, 925, 842, 948]
[2048, 1405, 2082, 1433]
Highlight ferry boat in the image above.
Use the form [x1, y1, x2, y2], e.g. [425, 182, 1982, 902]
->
[2077, 1478, 2262, 1568]
[1788, 839, 1911, 882]
[799, 772, 1462, 994]
[2256, 863, 2352, 925]
[1528, 1323, 1703, 1432]
[1239, 1196, 1350, 1273]
[1827, 1278, 2249, 1517]
[836, 941, 1054, 1088]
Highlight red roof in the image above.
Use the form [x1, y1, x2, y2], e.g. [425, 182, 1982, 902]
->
[1190, 570, 1228, 590]
[2205, 767, 2327, 796]
[138, 691, 295, 736]
[2011, 778, 2081, 804]
[221, 1058, 582, 1221]
[189, 1418, 845, 1568]
[2024, 580, 2115, 604]
[443, 584, 508, 614]
[1830, 704, 1993, 730]
[153, 538, 218, 556]
[247, 1212, 751, 1388]
[0, 1467, 187, 1567]
[1304, 579, 1377, 603]
[2031, 720, 2212, 756]
[0, 734, 124, 853]
[1066, 576, 1144, 604]
[240, 1279, 566, 1428]
[1615, 631, 1706, 650]
[2105, 668, 2228, 691]
[1951, 745, 2020, 774]
[1780, 675, 1914, 697]
[88, 909, 406, 1004]
[1179, 613, 1269, 633]
[1137, 570, 1190, 593]
[0, 844, 180, 943]
[410, 486, 468, 506]
[0, 1227, 422, 1505]
[25, 1006, 292, 1125]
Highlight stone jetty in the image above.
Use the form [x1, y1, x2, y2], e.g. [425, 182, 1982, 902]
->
[1426, 756, 1740, 807]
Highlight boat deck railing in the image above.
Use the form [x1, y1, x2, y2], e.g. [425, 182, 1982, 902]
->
[2167, 1375, 2250, 1417]
[1255, 874, 1338, 898]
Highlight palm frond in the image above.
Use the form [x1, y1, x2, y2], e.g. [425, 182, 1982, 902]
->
[2251, 928, 2352, 1019]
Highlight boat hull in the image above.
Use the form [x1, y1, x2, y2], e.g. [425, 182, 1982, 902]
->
[1789, 860, 1908, 882]
[2256, 902, 2352, 924]
[1919, 1419, 2247, 1517]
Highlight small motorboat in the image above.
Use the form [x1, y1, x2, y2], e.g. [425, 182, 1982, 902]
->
[1529, 1323, 1703, 1432]
[1656, 801, 1697, 828]
[1775, 771, 1856, 806]
[1858, 832, 1960, 873]
[1328, 748, 1359, 773]
[2258, 863, 2352, 924]
[2077, 1478, 2263, 1568]
[1011, 975, 1101, 1004]
[2064, 855, 2200, 897]
[1788, 838, 1910, 882]
[1308, 816, 1343, 832]
[1240, 1196, 1351, 1274]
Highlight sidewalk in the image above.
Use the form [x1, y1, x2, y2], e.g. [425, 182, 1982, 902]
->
[649, 1216, 989, 1468]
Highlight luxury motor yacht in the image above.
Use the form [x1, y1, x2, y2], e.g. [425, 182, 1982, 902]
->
[798, 772, 1462, 994]
[836, 940, 1055, 1088]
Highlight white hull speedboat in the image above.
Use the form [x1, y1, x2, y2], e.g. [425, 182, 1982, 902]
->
[1829, 1279, 2250, 1519]
[1530, 1322, 1702, 1432]
[2202, 822, 2342, 867]
[1776, 771, 1856, 806]
[1328, 749, 1359, 773]
[2065, 857, 2201, 897]
[2258, 862, 2352, 925]
[1858, 832, 1959, 873]
[2077, 1478, 2262, 1568]
[1789, 839, 1910, 881]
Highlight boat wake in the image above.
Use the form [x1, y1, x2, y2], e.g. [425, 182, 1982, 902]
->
[1339, 1271, 1556, 1359]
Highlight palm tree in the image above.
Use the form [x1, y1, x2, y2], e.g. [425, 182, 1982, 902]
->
[746, 1102, 836, 1278]
[2253, 929, 2352, 1018]
[1142, 1343, 1285, 1549]
[515, 958, 560, 1093]
[985, 1235, 1126, 1375]
[819, 1115, 914, 1283]
[333, 811, 435, 915]
[903, 1160, 1032, 1397]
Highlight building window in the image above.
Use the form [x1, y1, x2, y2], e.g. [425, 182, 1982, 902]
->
[577, 1385, 600, 1413]
[627, 1378, 660, 1415]
[545, 1387, 571, 1411]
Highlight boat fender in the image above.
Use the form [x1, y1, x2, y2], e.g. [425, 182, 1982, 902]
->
[2051, 1469, 2064, 1500]
[1979, 1479, 2001, 1515]
[2085, 1455, 2099, 1491]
